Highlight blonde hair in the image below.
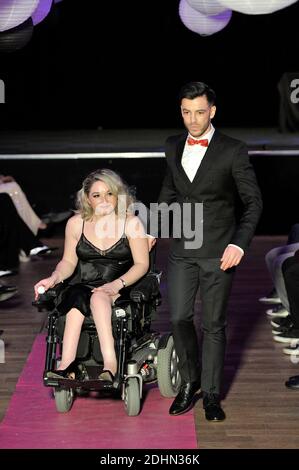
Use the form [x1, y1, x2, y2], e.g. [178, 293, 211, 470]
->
[76, 169, 135, 221]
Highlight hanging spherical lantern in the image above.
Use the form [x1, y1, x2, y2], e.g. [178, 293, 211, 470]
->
[217, 0, 298, 15]
[187, 0, 228, 16]
[179, 0, 232, 36]
[0, 0, 39, 32]
[32, 0, 53, 26]
[0, 17, 33, 53]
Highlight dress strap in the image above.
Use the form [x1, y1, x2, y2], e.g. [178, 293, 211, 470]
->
[82, 219, 85, 235]
[122, 214, 127, 238]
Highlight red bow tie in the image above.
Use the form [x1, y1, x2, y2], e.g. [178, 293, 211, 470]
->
[187, 137, 209, 147]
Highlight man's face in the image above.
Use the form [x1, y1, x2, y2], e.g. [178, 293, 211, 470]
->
[181, 95, 216, 138]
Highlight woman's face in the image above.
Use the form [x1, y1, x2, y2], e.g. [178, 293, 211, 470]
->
[87, 180, 117, 216]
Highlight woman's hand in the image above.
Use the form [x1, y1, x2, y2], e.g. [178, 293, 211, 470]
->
[92, 279, 123, 296]
[33, 275, 57, 300]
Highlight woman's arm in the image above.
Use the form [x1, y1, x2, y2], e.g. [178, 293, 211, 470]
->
[51, 215, 80, 283]
[34, 215, 80, 298]
[119, 215, 149, 286]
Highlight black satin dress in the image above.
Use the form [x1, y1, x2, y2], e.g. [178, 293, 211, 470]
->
[55, 229, 133, 318]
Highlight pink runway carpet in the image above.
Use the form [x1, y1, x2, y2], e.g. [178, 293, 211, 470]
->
[0, 335, 197, 449]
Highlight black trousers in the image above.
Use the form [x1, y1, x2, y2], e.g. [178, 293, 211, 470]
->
[168, 253, 235, 395]
[282, 255, 299, 329]
[0, 193, 41, 270]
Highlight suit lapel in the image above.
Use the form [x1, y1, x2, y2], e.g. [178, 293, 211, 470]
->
[175, 132, 191, 187]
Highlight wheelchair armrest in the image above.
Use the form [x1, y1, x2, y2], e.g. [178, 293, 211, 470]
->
[130, 271, 162, 303]
[32, 284, 63, 311]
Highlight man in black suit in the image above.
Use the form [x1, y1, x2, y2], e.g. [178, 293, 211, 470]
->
[158, 82, 263, 420]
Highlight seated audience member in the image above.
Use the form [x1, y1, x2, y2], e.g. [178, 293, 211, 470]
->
[0, 194, 54, 277]
[0, 173, 48, 235]
[260, 224, 299, 318]
[273, 251, 299, 348]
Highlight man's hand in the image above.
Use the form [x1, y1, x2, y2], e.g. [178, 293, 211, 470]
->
[220, 245, 244, 271]
[147, 235, 156, 252]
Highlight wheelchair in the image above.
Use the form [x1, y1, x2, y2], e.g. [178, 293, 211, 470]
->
[33, 255, 181, 416]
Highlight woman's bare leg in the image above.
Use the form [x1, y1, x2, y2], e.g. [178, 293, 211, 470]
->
[90, 291, 117, 375]
[58, 307, 85, 370]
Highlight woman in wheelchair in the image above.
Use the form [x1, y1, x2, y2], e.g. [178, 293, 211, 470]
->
[34, 169, 149, 383]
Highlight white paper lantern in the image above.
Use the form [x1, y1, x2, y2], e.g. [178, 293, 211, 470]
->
[32, 0, 52, 26]
[217, 0, 298, 15]
[179, 0, 232, 36]
[187, 0, 228, 16]
[0, 17, 33, 53]
[0, 0, 39, 32]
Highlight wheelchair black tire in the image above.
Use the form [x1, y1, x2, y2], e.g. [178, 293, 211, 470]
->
[157, 334, 181, 398]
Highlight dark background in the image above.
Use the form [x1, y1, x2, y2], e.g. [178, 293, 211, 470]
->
[1, 0, 299, 130]
[0, 0, 298, 235]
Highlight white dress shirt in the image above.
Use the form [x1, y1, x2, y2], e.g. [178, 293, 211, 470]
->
[181, 124, 244, 256]
[181, 125, 215, 183]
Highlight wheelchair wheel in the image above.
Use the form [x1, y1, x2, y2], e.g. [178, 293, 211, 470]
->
[54, 387, 74, 413]
[124, 378, 140, 416]
[157, 334, 181, 397]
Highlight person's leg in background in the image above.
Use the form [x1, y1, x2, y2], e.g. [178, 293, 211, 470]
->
[0, 194, 46, 274]
[0, 181, 44, 235]
[282, 256, 299, 389]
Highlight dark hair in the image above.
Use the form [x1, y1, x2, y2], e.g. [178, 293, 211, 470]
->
[179, 81, 216, 106]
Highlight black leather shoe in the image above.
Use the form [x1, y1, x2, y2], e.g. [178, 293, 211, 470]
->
[98, 370, 114, 382]
[46, 360, 81, 380]
[285, 375, 299, 389]
[203, 393, 226, 421]
[0, 284, 17, 302]
[169, 379, 201, 416]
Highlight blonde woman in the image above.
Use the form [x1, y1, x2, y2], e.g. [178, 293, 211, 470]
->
[34, 169, 149, 381]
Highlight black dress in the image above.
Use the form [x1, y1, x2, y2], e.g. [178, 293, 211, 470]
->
[55, 222, 133, 317]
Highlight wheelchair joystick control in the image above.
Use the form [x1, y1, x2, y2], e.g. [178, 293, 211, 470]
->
[37, 286, 46, 294]
[127, 360, 138, 375]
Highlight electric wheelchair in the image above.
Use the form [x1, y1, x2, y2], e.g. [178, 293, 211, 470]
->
[33, 253, 181, 416]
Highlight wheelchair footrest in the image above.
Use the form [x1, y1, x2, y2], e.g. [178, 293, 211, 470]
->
[44, 368, 121, 391]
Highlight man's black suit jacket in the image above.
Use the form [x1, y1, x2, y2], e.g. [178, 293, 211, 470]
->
[157, 130, 263, 258]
